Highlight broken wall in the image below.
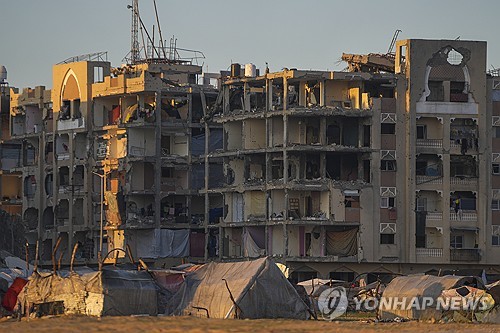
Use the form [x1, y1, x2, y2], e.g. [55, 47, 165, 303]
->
[243, 119, 266, 149]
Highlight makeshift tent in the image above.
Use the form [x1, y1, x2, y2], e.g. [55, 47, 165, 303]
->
[297, 278, 346, 298]
[167, 257, 309, 319]
[378, 274, 484, 321]
[18, 268, 157, 317]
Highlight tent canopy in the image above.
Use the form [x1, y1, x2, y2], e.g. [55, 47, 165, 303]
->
[167, 257, 308, 319]
[18, 268, 157, 317]
[378, 274, 484, 320]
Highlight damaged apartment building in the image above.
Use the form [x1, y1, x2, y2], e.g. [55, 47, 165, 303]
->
[9, 52, 222, 264]
[207, 39, 500, 281]
[0, 67, 22, 226]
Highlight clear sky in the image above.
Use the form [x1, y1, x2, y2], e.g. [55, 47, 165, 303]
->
[1, 0, 499, 89]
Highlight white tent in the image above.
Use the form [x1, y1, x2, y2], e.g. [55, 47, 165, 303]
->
[167, 257, 309, 319]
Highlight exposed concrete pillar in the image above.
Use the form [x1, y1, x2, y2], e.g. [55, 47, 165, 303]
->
[283, 77, 289, 257]
[223, 85, 230, 114]
[320, 117, 326, 145]
[154, 91, 161, 228]
[442, 114, 451, 262]
[299, 81, 306, 107]
[243, 82, 250, 111]
[319, 80, 326, 106]
[267, 79, 273, 111]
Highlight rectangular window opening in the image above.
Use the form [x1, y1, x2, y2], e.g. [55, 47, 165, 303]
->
[381, 123, 395, 135]
[380, 233, 395, 245]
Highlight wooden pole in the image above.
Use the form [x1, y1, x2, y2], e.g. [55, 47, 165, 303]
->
[126, 244, 135, 264]
[98, 251, 102, 271]
[57, 251, 64, 271]
[52, 236, 62, 273]
[70, 242, 79, 273]
[138, 258, 149, 271]
[33, 240, 39, 272]
[25, 242, 29, 275]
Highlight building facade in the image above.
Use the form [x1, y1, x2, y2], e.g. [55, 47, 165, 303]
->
[0, 77, 22, 217]
[7, 38, 500, 279]
[209, 39, 500, 281]
[9, 53, 223, 264]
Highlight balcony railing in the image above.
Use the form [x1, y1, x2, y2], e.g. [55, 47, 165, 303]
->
[450, 176, 478, 186]
[416, 175, 443, 185]
[450, 140, 477, 152]
[57, 117, 85, 131]
[129, 146, 146, 157]
[416, 139, 443, 148]
[416, 248, 443, 257]
[426, 212, 443, 221]
[449, 209, 477, 221]
[56, 152, 70, 161]
[450, 248, 481, 261]
[56, 217, 69, 226]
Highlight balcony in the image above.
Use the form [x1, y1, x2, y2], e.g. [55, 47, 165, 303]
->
[450, 176, 478, 187]
[449, 210, 477, 222]
[416, 175, 443, 185]
[450, 140, 478, 154]
[56, 153, 70, 161]
[450, 248, 481, 261]
[416, 139, 443, 148]
[426, 211, 443, 220]
[56, 217, 69, 227]
[57, 117, 85, 131]
[426, 212, 442, 222]
[129, 146, 146, 157]
[416, 248, 443, 257]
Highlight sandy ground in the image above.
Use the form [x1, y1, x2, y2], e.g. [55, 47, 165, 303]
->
[1, 316, 500, 333]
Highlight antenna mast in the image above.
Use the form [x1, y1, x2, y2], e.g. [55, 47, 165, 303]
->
[130, 0, 140, 63]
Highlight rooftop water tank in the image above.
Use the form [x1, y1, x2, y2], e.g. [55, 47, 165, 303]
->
[231, 63, 241, 77]
[0, 66, 6, 82]
[244, 63, 256, 77]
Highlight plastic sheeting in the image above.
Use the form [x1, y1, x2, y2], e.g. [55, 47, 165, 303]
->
[123, 104, 138, 123]
[208, 164, 224, 188]
[189, 232, 205, 257]
[209, 129, 223, 152]
[167, 257, 308, 319]
[99, 269, 157, 316]
[190, 164, 205, 190]
[135, 229, 190, 258]
[18, 269, 157, 317]
[190, 130, 223, 156]
[326, 228, 358, 256]
[242, 227, 265, 258]
[190, 134, 205, 156]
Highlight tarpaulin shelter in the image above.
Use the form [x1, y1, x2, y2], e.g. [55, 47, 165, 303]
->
[18, 268, 157, 317]
[166, 257, 309, 319]
[378, 274, 484, 321]
[2, 277, 27, 311]
[297, 278, 346, 298]
[132, 229, 190, 258]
